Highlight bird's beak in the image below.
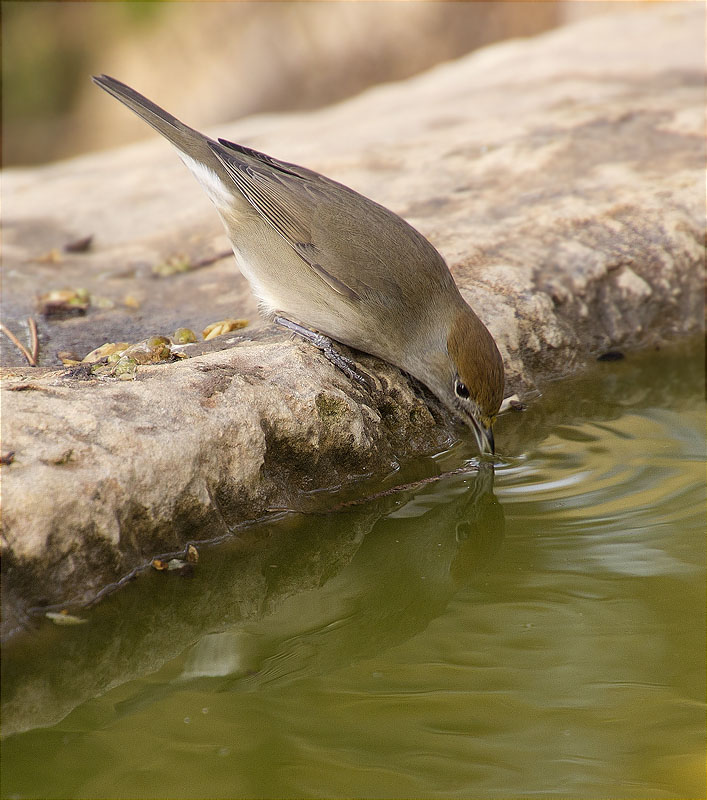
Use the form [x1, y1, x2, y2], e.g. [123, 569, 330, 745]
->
[467, 415, 495, 455]
[485, 425, 495, 455]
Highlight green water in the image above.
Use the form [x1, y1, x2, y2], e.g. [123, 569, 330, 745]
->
[2, 340, 705, 800]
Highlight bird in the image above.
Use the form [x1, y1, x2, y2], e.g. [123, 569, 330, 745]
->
[92, 75, 504, 453]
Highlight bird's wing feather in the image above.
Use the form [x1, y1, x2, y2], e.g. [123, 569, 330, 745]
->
[209, 138, 453, 306]
[209, 140, 361, 300]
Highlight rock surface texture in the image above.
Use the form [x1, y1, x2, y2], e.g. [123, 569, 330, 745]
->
[1, 5, 704, 638]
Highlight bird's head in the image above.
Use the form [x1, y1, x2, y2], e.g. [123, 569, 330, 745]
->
[435, 306, 504, 454]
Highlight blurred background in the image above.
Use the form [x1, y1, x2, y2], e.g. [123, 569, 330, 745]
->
[3, 1, 631, 167]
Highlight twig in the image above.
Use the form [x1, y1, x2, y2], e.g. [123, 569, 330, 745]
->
[28, 317, 39, 364]
[0, 322, 36, 366]
[190, 249, 233, 271]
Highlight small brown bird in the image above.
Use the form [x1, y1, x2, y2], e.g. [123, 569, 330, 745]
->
[93, 75, 504, 453]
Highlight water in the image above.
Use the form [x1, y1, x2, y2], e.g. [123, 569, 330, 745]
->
[2, 339, 705, 799]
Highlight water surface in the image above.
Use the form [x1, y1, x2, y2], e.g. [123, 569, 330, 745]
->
[2, 340, 705, 799]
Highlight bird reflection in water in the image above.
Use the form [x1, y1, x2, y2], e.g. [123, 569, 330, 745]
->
[179, 462, 505, 692]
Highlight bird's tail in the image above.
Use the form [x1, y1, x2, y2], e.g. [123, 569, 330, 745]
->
[92, 74, 216, 165]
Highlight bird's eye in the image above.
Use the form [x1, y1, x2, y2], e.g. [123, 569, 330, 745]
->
[454, 380, 470, 400]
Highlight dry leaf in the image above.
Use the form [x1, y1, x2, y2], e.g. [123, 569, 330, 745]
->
[152, 255, 191, 277]
[202, 318, 249, 340]
[123, 294, 141, 309]
[35, 248, 63, 264]
[82, 342, 130, 363]
[64, 234, 93, 253]
[38, 288, 90, 316]
[46, 611, 87, 625]
[173, 328, 197, 344]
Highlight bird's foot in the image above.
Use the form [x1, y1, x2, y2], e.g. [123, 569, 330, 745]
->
[274, 315, 370, 387]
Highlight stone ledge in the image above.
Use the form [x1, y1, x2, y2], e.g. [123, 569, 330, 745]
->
[1, 4, 704, 639]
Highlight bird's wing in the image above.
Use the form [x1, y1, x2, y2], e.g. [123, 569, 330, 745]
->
[210, 138, 453, 307]
[209, 139, 362, 300]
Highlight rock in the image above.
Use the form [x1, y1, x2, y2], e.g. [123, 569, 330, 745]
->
[1, 4, 703, 639]
[0, 341, 454, 637]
